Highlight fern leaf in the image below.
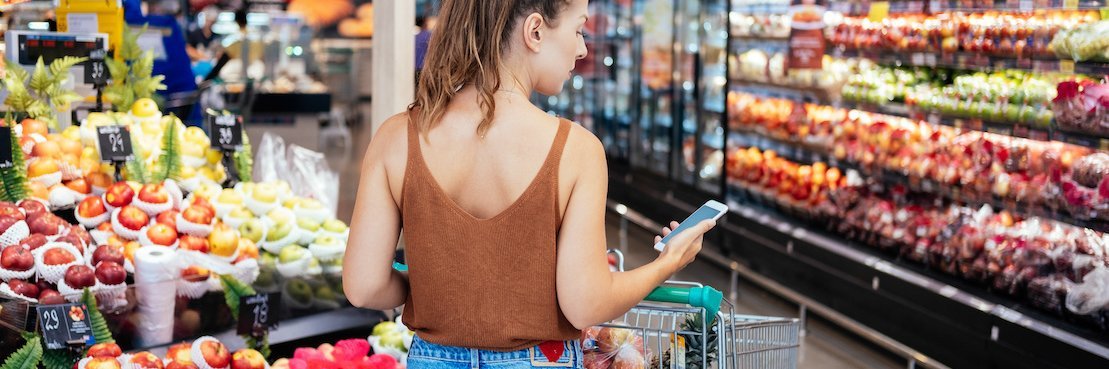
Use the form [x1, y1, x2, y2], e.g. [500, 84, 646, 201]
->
[245, 334, 271, 358]
[48, 56, 87, 78]
[120, 26, 144, 61]
[80, 289, 115, 345]
[219, 274, 257, 320]
[154, 116, 182, 182]
[1, 121, 28, 202]
[3, 58, 29, 83]
[28, 58, 50, 95]
[41, 348, 80, 369]
[235, 133, 253, 183]
[105, 58, 128, 82]
[0, 334, 42, 369]
[134, 52, 154, 79]
[4, 84, 32, 112]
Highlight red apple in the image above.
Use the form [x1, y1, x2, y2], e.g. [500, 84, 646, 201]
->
[63, 264, 96, 289]
[18, 200, 46, 218]
[0, 202, 25, 221]
[35, 279, 54, 292]
[97, 222, 113, 232]
[117, 206, 150, 231]
[92, 245, 125, 266]
[65, 178, 92, 195]
[7, 279, 39, 298]
[0, 217, 20, 235]
[38, 289, 64, 304]
[166, 361, 198, 369]
[180, 266, 210, 282]
[181, 205, 213, 225]
[200, 340, 231, 369]
[190, 197, 216, 216]
[138, 184, 169, 204]
[69, 225, 92, 246]
[179, 235, 209, 253]
[1, 246, 34, 271]
[19, 234, 47, 251]
[43, 248, 77, 265]
[87, 342, 123, 358]
[85, 356, 122, 369]
[129, 352, 165, 369]
[28, 214, 64, 236]
[104, 182, 135, 208]
[156, 210, 179, 229]
[78, 196, 109, 218]
[55, 233, 86, 255]
[146, 223, 178, 246]
[94, 261, 126, 285]
[166, 342, 193, 363]
[230, 349, 265, 369]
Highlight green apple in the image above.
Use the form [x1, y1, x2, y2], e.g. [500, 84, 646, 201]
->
[256, 268, 275, 286]
[285, 278, 313, 303]
[228, 206, 253, 220]
[297, 218, 321, 232]
[260, 252, 276, 267]
[315, 285, 337, 300]
[278, 245, 307, 263]
[283, 197, 303, 209]
[217, 189, 243, 205]
[373, 322, 397, 336]
[313, 234, 342, 248]
[252, 184, 278, 203]
[267, 221, 294, 242]
[307, 257, 320, 269]
[321, 219, 348, 233]
[326, 258, 343, 267]
[267, 208, 295, 226]
[274, 181, 292, 195]
[239, 219, 268, 243]
[300, 199, 325, 210]
[379, 331, 405, 349]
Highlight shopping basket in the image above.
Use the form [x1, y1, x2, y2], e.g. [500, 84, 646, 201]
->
[601, 249, 801, 369]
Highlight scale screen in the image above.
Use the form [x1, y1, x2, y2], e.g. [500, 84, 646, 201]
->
[16, 33, 105, 65]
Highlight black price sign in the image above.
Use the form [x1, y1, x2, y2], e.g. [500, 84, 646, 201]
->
[96, 125, 134, 162]
[238, 293, 280, 336]
[85, 49, 109, 87]
[37, 303, 92, 350]
[208, 114, 243, 150]
[0, 126, 13, 169]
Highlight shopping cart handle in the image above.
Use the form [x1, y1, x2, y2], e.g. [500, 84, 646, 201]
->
[393, 262, 408, 272]
[645, 286, 723, 322]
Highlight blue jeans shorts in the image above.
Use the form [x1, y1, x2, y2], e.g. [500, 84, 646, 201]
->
[407, 335, 583, 369]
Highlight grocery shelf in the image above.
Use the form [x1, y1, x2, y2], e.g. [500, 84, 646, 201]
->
[827, 0, 1108, 15]
[833, 48, 1109, 76]
[727, 130, 1109, 233]
[730, 79, 836, 103]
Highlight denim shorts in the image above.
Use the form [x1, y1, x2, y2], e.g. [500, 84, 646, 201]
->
[407, 335, 583, 369]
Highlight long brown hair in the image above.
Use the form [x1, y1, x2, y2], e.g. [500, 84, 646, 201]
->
[408, 0, 572, 139]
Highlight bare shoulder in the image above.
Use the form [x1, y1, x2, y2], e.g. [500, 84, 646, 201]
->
[363, 112, 411, 170]
[562, 121, 605, 164]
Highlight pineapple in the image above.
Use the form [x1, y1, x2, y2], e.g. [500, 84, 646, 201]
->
[654, 315, 719, 369]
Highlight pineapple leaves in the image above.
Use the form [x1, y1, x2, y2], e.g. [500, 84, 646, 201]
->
[0, 333, 42, 369]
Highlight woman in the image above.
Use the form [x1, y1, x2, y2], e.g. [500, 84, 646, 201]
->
[343, 0, 716, 368]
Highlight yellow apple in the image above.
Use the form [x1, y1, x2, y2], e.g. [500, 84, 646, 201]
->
[208, 223, 239, 257]
[252, 184, 278, 203]
[131, 98, 160, 118]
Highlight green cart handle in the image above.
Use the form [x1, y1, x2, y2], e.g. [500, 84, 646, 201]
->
[393, 262, 408, 272]
[645, 285, 723, 324]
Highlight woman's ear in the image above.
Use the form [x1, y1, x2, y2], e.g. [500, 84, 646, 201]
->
[522, 13, 545, 53]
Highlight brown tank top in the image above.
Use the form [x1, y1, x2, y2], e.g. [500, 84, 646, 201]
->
[400, 117, 579, 352]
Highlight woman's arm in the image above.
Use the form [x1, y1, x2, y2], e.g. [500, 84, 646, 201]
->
[343, 116, 409, 310]
[556, 129, 714, 329]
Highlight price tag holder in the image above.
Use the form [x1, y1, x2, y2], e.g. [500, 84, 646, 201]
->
[96, 125, 134, 162]
[0, 126, 13, 169]
[37, 303, 93, 350]
[238, 293, 281, 336]
[85, 49, 109, 87]
[208, 113, 244, 151]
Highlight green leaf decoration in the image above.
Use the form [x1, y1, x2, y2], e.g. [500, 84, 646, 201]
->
[41, 348, 80, 369]
[80, 288, 115, 345]
[154, 116, 182, 182]
[245, 334, 271, 358]
[235, 132, 254, 183]
[105, 57, 128, 81]
[4, 58, 29, 83]
[219, 274, 271, 358]
[134, 52, 154, 80]
[0, 333, 42, 369]
[4, 84, 32, 112]
[47, 56, 87, 79]
[28, 58, 50, 95]
[1, 118, 28, 202]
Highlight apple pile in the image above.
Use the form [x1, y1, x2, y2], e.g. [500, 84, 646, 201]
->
[11, 117, 109, 209]
[271, 338, 397, 369]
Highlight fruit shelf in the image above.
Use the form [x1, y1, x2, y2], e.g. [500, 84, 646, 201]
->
[727, 129, 1109, 234]
[829, 0, 1109, 15]
[833, 48, 1109, 77]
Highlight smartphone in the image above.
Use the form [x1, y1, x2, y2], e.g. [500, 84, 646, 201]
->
[654, 200, 728, 252]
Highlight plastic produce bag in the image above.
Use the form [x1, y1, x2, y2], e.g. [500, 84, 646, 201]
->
[254, 132, 289, 184]
[1066, 266, 1109, 315]
[288, 144, 341, 216]
[581, 326, 648, 369]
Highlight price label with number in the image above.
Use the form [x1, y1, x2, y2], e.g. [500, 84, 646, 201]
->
[96, 125, 134, 162]
[238, 293, 281, 336]
[37, 303, 92, 350]
[208, 114, 244, 150]
[85, 49, 109, 87]
[0, 126, 13, 169]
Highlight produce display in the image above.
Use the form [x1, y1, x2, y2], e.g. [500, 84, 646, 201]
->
[1053, 78, 1109, 135]
[367, 318, 415, 365]
[729, 51, 866, 91]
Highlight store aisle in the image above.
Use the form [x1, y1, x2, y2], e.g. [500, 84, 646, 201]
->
[603, 211, 904, 369]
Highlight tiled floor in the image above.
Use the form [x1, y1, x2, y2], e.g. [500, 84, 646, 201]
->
[311, 110, 902, 369]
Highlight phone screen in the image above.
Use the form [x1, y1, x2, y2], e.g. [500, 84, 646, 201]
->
[654, 203, 725, 251]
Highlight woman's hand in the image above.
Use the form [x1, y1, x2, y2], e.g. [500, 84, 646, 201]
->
[654, 220, 716, 274]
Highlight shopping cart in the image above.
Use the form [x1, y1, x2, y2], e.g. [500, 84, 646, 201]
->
[602, 249, 801, 369]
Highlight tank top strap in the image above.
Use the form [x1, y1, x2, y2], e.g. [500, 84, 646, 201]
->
[547, 118, 572, 172]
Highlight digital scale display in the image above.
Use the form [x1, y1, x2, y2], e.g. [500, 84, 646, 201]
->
[16, 33, 106, 65]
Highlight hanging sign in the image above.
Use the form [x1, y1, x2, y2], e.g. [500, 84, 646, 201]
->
[787, 1, 826, 70]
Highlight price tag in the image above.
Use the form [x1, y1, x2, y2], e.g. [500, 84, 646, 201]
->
[37, 303, 92, 350]
[1100, 139, 1109, 151]
[1019, 0, 1033, 12]
[1063, 0, 1079, 9]
[1059, 60, 1076, 74]
[85, 49, 109, 87]
[208, 113, 244, 150]
[928, 0, 942, 12]
[868, 2, 891, 22]
[238, 293, 281, 336]
[0, 126, 13, 169]
[924, 53, 937, 67]
[911, 53, 925, 65]
[96, 125, 134, 162]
